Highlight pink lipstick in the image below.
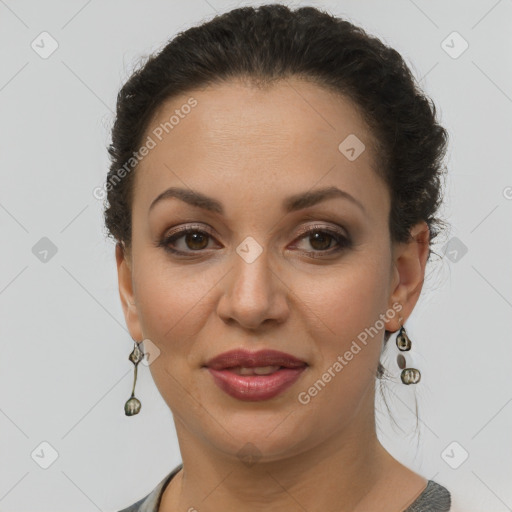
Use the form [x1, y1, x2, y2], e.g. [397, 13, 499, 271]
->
[204, 349, 308, 401]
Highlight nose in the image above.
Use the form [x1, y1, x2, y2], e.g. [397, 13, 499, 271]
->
[216, 248, 290, 331]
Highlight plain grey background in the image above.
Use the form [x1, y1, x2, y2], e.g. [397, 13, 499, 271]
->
[1, 0, 511, 510]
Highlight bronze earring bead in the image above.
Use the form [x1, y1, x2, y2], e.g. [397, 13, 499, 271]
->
[396, 321, 421, 385]
[125, 341, 144, 416]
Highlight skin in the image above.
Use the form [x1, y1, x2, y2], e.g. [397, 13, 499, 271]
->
[116, 77, 431, 512]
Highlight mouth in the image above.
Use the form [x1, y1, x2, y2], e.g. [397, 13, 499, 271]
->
[204, 348, 308, 371]
[203, 349, 308, 401]
[225, 365, 286, 375]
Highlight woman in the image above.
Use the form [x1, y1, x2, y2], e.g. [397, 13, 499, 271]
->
[105, 4, 454, 511]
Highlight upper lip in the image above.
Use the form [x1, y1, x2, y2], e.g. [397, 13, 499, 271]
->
[204, 349, 308, 370]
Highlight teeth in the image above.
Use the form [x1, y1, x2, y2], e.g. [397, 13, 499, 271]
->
[232, 365, 281, 376]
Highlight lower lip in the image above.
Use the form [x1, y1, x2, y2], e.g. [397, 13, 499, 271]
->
[207, 367, 307, 401]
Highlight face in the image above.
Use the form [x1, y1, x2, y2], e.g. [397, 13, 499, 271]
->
[116, 77, 428, 461]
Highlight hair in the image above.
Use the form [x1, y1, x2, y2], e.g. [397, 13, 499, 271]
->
[104, 4, 449, 390]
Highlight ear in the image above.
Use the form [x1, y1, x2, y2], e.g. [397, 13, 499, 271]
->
[385, 221, 430, 332]
[116, 242, 144, 342]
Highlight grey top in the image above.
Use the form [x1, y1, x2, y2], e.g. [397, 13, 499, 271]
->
[117, 463, 451, 512]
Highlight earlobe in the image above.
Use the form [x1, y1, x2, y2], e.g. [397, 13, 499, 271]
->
[386, 221, 430, 332]
[115, 242, 144, 341]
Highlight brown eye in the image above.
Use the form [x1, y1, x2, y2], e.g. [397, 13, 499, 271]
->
[159, 227, 219, 255]
[307, 231, 336, 251]
[183, 231, 209, 250]
[291, 225, 352, 257]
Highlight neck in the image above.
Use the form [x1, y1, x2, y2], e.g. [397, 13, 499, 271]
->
[159, 390, 408, 512]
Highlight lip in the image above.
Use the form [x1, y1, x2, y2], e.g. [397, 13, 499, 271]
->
[204, 349, 307, 370]
[204, 349, 308, 402]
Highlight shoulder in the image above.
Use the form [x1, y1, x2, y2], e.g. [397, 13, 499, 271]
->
[116, 463, 183, 512]
[404, 480, 451, 512]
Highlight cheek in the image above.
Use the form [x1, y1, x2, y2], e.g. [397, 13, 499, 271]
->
[131, 258, 228, 407]
[134, 260, 212, 341]
[298, 255, 390, 399]
[288, 290, 389, 443]
[132, 263, 213, 409]
[308, 253, 390, 344]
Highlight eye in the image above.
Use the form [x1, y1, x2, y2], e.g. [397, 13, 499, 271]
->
[290, 224, 352, 256]
[158, 223, 351, 257]
[158, 225, 220, 255]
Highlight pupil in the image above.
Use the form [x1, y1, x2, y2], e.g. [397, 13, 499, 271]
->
[310, 232, 331, 250]
[186, 232, 208, 250]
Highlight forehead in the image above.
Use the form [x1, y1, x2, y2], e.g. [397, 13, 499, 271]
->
[133, 77, 387, 217]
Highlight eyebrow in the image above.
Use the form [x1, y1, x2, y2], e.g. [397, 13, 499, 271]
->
[149, 185, 366, 215]
[284, 186, 366, 214]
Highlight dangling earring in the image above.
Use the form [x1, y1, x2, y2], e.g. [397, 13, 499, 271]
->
[396, 316, 421, 385]
[124, 340, 144, 416]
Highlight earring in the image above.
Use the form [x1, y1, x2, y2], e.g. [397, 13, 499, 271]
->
[396, 317, 421, 385]
[124, 340, 144, 416]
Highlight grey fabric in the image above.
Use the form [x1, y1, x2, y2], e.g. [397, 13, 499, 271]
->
[403, 480, 451, 512]
[117, 464, 183, 512]
[118, 464, 451, 512]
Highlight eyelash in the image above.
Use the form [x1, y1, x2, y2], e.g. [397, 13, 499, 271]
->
[158, 223, 352, 258]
